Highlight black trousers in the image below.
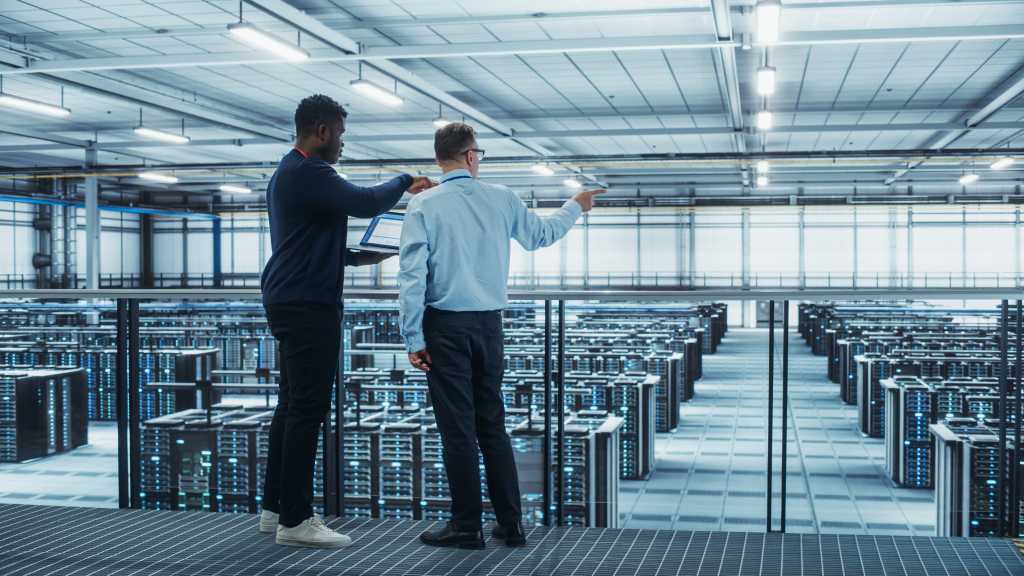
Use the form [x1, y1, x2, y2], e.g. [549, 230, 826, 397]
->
[261, 302, 340, 527]
[424, 307, 522, 531]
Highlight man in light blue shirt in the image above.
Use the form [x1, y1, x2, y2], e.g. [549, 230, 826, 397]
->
[399, 122, 603, 549]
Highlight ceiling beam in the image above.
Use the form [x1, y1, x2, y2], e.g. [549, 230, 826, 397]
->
[12, 25, 1024, 76]
[7, 121, 1021, 156]
[709, 0, 747, 157]
[2, 36, 730, 75]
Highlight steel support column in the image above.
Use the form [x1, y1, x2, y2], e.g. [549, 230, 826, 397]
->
[84, 144, 100, 289]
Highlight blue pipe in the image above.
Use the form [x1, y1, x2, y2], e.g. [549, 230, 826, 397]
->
[0, 193, 220, 220]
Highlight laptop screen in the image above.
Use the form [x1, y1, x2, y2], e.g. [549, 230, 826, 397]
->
[360, 212, 404, 249]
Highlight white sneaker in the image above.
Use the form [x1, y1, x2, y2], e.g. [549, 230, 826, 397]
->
[276, 515, 352, 549]
[259, 510, 279, 534]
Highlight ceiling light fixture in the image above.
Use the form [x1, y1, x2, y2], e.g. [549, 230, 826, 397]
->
[563, 179, 582, 189]
[350, 78, 403, 107]
[756, 110, 773, 131]
[531, 163, 555, 176]
[139, 172, 179, 184]
[756, 160, 770, 173]
[756, 175, 769, 187]
[959, 173, 979, 185]
[219, 184, 252, 194]
[756, 0, 782, 44]
[134, 126, 190, 145]
[227, 22, 309, 61]
[757, 66, 777, 96]
[0, 92, 71, 118]
[991, 157, 1015, 170]
[432, 103, 450, 128]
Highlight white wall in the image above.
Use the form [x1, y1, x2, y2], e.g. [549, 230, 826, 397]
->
[199, 203, 1024, 290]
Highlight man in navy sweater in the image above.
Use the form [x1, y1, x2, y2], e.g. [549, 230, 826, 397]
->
[258, 94, 433, 548]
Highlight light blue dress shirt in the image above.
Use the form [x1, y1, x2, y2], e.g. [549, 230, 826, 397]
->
[399, 169, 583, 352]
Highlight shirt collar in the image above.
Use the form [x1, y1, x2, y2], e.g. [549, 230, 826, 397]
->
[293, 147, 309, 159]
[441, 168, 471, 183]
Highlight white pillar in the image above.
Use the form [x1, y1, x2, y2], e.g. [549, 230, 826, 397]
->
[798, 207, 806, 289]
[84, 144, 100, 289]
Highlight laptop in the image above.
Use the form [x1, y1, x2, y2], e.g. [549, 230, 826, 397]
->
[350, 212, 404, 254]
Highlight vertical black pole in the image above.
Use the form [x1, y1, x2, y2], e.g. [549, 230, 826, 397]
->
[333, 313, 346, 516]
[1015, 300, 1023, 538]
[781, 300, 790, 533]
[767, 301, 774, 533]
[543, 300, 553, 527]
[128, 299, 141, 509]
[1000, 300, 1009, 536]
[556, 299, 566, 527]
[115, 299, 130, 508]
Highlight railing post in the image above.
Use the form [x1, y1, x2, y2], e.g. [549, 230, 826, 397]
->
[999, 300, 1009, 536]
[115, 299, 130, 508]
[1015, 300, 1023, 537]
[556, 299, 566, 526]
[543, 300, 553, 526]
[128, 299, 141, 509]
[781, 300, 790, 533]
[767, 300, 775, 532]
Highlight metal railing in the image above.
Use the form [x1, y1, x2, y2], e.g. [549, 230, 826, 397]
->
[4, 272, 1022, 291]
[2, 287, 1023, 534]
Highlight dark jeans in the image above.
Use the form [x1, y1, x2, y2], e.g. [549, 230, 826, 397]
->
[261, 302, 340, 527]
[424, 307, 522, 531]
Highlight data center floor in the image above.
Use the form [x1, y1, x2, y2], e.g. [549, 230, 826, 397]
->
[0, 327, 935, 533]
[620, 327, 936, 535]
[2, 503, 1022, 576]
[0, 422, 119, 508]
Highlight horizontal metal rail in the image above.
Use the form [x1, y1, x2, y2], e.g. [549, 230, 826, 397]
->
[0, 287, 1022, 301]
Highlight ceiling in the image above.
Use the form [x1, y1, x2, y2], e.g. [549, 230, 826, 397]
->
[1, 0, 1023, 207]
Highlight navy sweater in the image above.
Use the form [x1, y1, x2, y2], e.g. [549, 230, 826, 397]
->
[261, 149, 412, 307]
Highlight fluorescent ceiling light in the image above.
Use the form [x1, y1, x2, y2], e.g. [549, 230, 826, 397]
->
[227, 22, 309, 61]
[563, 179, 582, 189]
[959, 173, 979, 185]
[432, 117, 451, 129]
[990, 157, 1015, 170]
[756, 110, 773, 131]
[756, 66, 777, 96]
[219, 184, 252, 194]
[756, 175, 769, 187]
[139, 172, 179, 184]
[133, 126, 190, 145]
[756, 160, 770, 174]
[0, 93, 71, 118]
[531, 163, 555, 176]
[350, 78, 403, 107]
[756, 0, 782, 44]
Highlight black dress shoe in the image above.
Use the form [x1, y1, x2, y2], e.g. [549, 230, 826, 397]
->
[419, 523, 485, 549]
[490, 521, 526, 547]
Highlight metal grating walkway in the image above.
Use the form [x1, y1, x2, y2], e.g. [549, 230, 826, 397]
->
[2, 504, 1024, 575]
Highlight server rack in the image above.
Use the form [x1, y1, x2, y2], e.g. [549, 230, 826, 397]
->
[0, 368, 87, 462]
[856, 353, 890, 437]
[932, 421, 1016, 537]
[882, 377, 933, 488]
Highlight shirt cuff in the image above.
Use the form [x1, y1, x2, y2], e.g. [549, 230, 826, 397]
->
[565, 198, 584, 218]
[405, 334, 426, 353]
[398, 173, 414, 190]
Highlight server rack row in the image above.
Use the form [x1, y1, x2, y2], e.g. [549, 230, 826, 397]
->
[140, 404, 622, 528]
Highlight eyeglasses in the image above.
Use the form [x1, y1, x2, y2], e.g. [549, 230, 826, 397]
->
[463, 147, 486, 161]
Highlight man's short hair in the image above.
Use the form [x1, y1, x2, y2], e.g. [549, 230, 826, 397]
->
[294, 94, 347, 138]
[434, 122, 476, 162]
